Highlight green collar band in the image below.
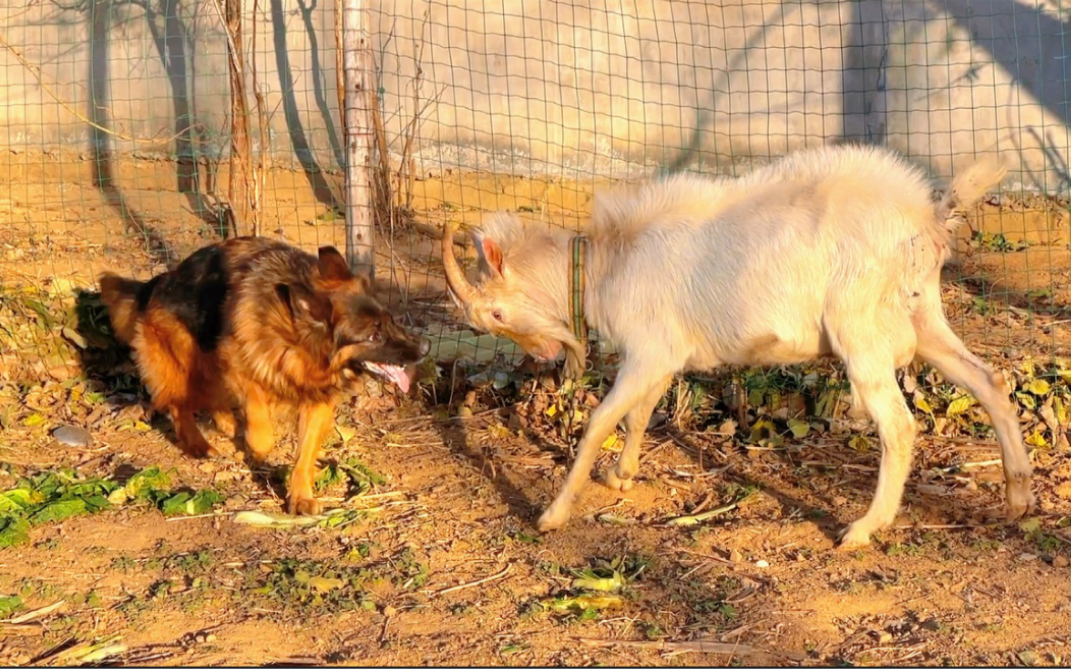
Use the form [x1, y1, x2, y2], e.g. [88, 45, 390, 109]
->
[569, 235, 588, 344]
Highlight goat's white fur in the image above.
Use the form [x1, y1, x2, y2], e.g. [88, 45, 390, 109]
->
[460, 144, 1034, 548]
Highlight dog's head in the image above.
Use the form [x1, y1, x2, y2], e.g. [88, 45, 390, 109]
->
[279, 246, 431, 393]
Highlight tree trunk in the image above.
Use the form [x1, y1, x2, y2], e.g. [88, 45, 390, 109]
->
[225, 0, 253, 236]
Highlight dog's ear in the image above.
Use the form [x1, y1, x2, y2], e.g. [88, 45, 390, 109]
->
[317, 246, 353, 282]
[276, 283, 332, 324]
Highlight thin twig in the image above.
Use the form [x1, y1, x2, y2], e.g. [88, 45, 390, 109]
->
[434, 565, 511, 595]
[0, 32, 188, 145]
[2, 600, 65, 624]
[575, 636, 800, 659]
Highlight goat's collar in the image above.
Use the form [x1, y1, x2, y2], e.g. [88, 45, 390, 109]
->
[569, 235, 589, 344]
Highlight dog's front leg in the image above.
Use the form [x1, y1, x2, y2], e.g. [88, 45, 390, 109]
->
[287, 400, 337, 516]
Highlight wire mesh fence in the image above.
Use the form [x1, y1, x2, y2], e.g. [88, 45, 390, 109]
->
[1, 0, 1071, 444]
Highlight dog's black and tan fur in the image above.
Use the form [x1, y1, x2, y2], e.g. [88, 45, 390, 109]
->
[99, 236, 429, 514]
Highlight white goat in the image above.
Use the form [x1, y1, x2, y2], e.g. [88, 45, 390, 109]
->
[441, 143, 1034, 548]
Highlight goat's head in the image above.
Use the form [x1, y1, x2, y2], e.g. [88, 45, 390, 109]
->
[442, 213, 575, 363]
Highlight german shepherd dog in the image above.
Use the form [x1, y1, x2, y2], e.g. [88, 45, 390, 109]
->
[99, 236, 430, 515]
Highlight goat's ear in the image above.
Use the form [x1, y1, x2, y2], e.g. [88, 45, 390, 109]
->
[317, 246, 353, 282]
[471, 231, 505, 279]
[276, 283, 332, 325]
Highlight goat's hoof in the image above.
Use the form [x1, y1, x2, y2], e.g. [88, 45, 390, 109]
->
[603, 469, 635, 492]
[1004, 494, 1036, 520]
[287, 493, 322, 517]
[836, 523, 873, 550]
[536, 503, 571, 533]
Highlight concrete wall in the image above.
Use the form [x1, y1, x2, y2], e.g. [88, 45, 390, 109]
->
[1, 0, 1069, 190]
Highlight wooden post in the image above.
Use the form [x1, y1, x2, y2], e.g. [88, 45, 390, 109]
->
[341, 0, 374, 280]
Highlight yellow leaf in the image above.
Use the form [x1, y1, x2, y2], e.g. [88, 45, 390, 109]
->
[787, 418, 811, 439]
[848, 435, 871, 452]
[945, 396, 977, 417]
[1026, 429, 1048, 448]
[545, 404, 558, 418]
[133, 420, 152, 432]
[307, 576, 345, 593]
[913, 394, 934, 414]
[22, 413, 45, 427]
[336, 424, 356, 444]
[1055, 397, 1070, 425]
[1024, 379, 1052, 396]
[600, 434, 621, 452]
[1058, 369, 1071, 385]
[1021, 359, 1036, 377]
[749, 418, 778, 444]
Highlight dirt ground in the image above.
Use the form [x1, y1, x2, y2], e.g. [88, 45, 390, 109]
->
[1, 149, 1071, 667]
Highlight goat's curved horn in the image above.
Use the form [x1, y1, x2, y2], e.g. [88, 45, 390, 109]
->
[441, 221, 479, 305]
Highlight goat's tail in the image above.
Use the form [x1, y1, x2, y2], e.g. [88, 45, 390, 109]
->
[98, 273, 148, 345]
[934, 155, 1007, 233]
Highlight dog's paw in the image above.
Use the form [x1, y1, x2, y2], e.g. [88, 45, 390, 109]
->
[287, 494, 323, 516]
[213, 411, 238, 439]
[183, 440, 222, 459]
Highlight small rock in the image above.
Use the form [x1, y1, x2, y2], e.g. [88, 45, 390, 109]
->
[1053, 555, 1069, 568]
[729, 548, 744, 563]
[1018, 552, 1038, 562]
[878, 632, 893, 645]
[755, 559, 769, 568]
[52, 424, 92, 447]
[204, 633, 216, 643]
[382, 605, 398, 617]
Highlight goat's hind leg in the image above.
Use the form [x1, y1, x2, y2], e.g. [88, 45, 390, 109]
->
[604, 374, 673, 492]
[915, 314, 1034, 518]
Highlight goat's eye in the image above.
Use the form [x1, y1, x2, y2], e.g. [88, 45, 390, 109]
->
[368, 331, 382, 343]
[491, 309, 504, 322]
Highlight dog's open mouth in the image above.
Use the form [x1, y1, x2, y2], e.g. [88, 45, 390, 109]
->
[363, 362, 412, 393]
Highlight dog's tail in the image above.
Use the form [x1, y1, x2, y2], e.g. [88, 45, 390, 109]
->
[934, 155, 1007, 233]
[98, 273, 149, 344]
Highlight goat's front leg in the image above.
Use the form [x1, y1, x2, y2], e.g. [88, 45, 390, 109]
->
[537, 363, 671, 532]
[604, 374, 673, 492]
[562, 340, 588, 382]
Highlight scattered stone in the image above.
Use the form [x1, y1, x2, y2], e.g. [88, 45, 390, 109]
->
[1053, 555, 1069, 568]
[382, 605, 398, 617]
[877, 632, 893, 645]
[755, 559, 770, 568]
[729, 548, 744, 563]
[52, 424, 92, 447]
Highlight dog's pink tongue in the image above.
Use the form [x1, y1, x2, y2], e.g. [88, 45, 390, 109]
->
[368, 363, 411, 393]
[386, 365, 411, 394]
